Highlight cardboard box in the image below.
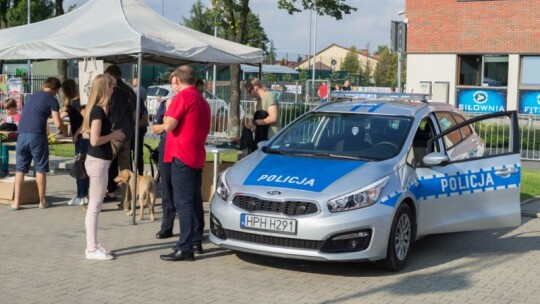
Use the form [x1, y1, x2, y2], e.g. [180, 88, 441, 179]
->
[202, 161, 235, 202]
[0, 176, 40, 205]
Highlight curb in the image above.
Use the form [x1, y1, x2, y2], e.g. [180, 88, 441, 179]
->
[521, 197, 540, 218]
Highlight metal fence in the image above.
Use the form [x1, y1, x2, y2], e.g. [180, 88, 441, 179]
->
[208, 106, 540, 162]
[5, 83, 540, 162]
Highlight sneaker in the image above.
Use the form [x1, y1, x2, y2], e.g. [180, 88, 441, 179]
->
[67, 196, 77, 206]
[85, 244, 112, 255]
[70, 197, 85, 206]
[86, 247, 114, 260]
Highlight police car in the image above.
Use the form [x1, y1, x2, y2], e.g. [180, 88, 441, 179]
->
[209, 93, 521, 271]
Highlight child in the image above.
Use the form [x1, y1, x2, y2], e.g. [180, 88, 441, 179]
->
[1, 98, 21, 176]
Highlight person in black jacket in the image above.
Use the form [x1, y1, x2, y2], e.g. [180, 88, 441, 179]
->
[103, 65, 136, 209]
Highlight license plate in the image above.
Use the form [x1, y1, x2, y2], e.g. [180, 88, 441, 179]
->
[240, 214, 297, 235]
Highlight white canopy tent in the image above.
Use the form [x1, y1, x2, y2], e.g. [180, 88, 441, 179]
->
[0, 0, 263, 223]
[0, 0, 263, 65]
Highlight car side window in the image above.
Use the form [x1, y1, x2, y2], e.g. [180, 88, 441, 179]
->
[435, 112, 462, 149]
[409, 117, 438, 167]
[452, 113, 473, 139]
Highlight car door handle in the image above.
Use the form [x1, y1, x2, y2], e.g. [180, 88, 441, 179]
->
[494, 167, 518, 177]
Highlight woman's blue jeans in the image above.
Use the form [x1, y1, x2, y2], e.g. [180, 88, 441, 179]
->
[75, 138, 90, 198]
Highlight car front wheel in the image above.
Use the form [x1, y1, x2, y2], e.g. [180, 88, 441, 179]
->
[382, 203, 415, 271]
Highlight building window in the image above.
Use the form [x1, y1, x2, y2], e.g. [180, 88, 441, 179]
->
[520, 56, 540, 88]
[458, 55, 508, 87]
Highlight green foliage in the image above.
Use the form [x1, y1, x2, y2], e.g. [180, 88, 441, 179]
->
[6, 0, 54, 27]
[264, 73, 276, 82]
[298, 69, 308, 82]
[277, 0, 357, 20]
[521, 168, 540, 201]
[264, 40, 276, 64]
[244, 12, 269, 54]
[374, 45, 397, 87]
[341, 46, 359, 74]
[182, 0, 214, 35]
[282, 73, 292, 82]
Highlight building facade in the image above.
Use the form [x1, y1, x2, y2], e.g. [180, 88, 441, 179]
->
[405, 0, 540, 113]
[296, 44, 379, 75]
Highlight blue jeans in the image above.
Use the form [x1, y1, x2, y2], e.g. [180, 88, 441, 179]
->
[75, 138, 90, 198]
[171, 158, 204, 253]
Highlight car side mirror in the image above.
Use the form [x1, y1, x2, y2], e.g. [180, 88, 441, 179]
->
[422, 152, 449, 166]
[257, 140, 268, 149]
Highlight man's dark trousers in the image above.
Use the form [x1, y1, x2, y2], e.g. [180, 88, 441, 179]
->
[159, 157, 175, 234]
[171, 158, 204, 253]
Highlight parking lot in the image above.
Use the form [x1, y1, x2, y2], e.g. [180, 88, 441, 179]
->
[1, 162, 539, 304]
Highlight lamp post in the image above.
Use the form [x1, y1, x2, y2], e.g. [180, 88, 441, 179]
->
[27, 0, 32, 93]
[396, 11, 406, 93]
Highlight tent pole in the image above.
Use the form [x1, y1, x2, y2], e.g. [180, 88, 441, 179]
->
[132, 53, 143, 225]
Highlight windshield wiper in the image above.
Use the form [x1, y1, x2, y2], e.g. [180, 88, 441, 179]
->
[262, 146, 289, 155]
[317, 152, 369, 161]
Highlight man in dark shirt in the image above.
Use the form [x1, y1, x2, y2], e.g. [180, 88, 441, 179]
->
[104, 65, 136, 208]
[9, 77, 63, 210]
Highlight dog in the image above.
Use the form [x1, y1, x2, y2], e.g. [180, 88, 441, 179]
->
[114, 169, 156, 221]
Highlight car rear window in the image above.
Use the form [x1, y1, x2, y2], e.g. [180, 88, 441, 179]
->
[147, 87, 170, 97]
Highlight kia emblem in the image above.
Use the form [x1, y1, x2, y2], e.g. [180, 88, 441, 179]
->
[267, 190, 282, 196]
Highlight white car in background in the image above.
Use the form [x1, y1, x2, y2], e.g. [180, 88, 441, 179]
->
[146, 85, 243, 119]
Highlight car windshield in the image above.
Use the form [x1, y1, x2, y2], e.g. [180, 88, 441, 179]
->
[267, 112, 412, 161]
[147, 87, 171, 97]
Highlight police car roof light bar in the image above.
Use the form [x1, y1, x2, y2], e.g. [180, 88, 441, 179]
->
[329, 91, 430, 102]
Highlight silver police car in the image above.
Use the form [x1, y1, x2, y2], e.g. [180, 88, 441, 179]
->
[210, 95, 521, 271]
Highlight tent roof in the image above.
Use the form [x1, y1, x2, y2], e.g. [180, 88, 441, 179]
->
[0, 0, 263, 65]
[240, 64, 299, 74]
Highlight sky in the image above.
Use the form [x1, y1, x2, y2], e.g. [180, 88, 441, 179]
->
[64, 0, 405, 58]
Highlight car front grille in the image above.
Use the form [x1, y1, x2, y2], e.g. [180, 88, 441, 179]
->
[232, 195, 319, 216]
[224, 229, 323, 250]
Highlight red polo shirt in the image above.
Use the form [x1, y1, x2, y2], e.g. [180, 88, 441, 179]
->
[164, 86, 211, 169]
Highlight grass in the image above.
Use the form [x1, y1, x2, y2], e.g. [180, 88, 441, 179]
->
[520, 168, 540, 202]
[49, 142, 540, 202]
[49, 137, 239, 164]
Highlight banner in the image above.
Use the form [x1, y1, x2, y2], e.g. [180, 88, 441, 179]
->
[518, 90, 540, 114]
[456, 88, 507, 113]
[78, 58, 104, 105]
[0, 74, 7, 97]
[7, 78, 23, 110]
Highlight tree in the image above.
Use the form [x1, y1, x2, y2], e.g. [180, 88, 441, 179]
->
[55, 0, 68, 82]
[6, 0, 54, 27]
[359, 60, 373, 86]
[264, 40, 276, 64]
[1, 1, 57, 74]
[264, 73, 276, 83]
[374, 45, 397, 87]
[183, 1, 269, 54]
[211, 0, 356, 138]
[341, 46, 359, 75]
[182, 0, 214, 35]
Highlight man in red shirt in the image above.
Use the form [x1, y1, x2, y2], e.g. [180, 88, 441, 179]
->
[318, 82, 329, 102]
[160, 65, 211, 262]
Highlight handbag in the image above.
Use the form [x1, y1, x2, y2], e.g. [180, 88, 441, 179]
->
[70, 153, 89, 179]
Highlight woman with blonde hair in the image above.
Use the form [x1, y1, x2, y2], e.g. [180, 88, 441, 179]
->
[82, 74, 125, 260]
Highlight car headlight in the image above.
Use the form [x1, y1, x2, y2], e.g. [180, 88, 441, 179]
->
[327, 176, 389, 213]
[215, 169, 231, 201]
